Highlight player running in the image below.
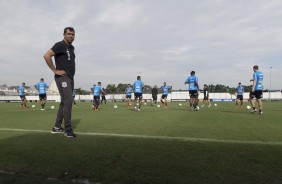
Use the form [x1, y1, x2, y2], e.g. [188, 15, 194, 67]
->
[250, 65, 264, 114]
[185, 71, 199, 111]
[125, 84, 133, 107]
[133, 76, 144, 111]
[36, 78, 48, 110]
[235, 82, 244, 109]
[151, 85, 158, 106]
[18, 82, 29, 108]
[92, 82, 107, 111]
[160, 82, 172, 108]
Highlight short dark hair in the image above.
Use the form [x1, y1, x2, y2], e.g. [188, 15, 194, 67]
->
[191, 71, 195, 75]
[40, 78, 44, 81]
[137, 76, 141, 80]
[64, 27, 75, 34]
[98, 82, 101, 85]
[253, 65, 259, 70]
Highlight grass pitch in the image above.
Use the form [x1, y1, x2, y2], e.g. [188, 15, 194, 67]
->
[0, 101, 281, 184]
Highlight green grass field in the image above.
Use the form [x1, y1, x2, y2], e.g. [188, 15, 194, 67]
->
[0, 101, 281, 184]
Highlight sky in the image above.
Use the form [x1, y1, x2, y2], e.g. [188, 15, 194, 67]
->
[1, 0, 281, 90]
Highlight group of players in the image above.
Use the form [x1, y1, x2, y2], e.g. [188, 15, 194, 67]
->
[18, 65, 263, 114]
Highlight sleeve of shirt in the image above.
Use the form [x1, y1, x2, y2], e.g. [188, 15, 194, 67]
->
[51, 42, 64, 54]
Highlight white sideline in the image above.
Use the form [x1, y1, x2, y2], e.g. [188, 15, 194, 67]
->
[0, 127, 281, 146]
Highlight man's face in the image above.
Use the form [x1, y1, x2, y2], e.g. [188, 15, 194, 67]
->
[64, 29, 75, 44]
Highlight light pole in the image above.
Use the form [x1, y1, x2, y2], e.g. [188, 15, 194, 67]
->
[270, 67, 272, 101]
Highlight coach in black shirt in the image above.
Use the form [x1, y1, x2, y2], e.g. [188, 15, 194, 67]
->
[44, 27, 76, 138]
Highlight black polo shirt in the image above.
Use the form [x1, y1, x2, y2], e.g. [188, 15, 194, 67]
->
[51, 40, 75, 78]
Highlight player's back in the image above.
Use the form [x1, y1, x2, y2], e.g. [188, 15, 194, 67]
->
[188, 76, 198, 90]
[37, 82, 47, 94]
[134, 80, 143, 93]
[93, 85, 102, 96]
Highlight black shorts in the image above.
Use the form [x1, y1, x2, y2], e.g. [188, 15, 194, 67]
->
[101, 96, 106, 100]
[203, 96, 209, 100]
[189, 90, 198, 98]
[134, 93, 143, 99]
[152, 95, 157, 101]
[236, 95, 243, 101]
[39, 94, 47, 100]
[126, 95, 132, 99]
[250, 90, 263, 99]
[161, 94, 168, 99]
[20, 95, 26, 101]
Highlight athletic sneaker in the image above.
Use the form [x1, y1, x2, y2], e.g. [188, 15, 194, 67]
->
[258, 110, 263, 114]
[251, 109, 257, 113]
[51, 127, 64, 134]
[64, 131, 76, 138]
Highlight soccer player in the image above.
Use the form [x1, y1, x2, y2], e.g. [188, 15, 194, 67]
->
[160, 82, 172, 108]
[151, 85, 158, 106]
[36, 78, 48, 110]
[133, 76, 144, 111]
[44, 27, 76, 138]
[185, 71, 199, 110]
[18, 82, 29, 108]
[235, 82, 244, 109]
[100, 88, 107, 105]
[125, 84, 133, 107]
[72, 89, 77, 106]
[92, 82, 107, 110]
[250, 65, 264, 114]
[202, 84, 211, 107]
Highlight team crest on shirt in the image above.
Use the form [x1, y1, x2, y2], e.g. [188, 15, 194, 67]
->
[62, 82, 67, 88]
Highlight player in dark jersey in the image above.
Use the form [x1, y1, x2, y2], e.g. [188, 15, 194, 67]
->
[202, 84, 211, 107]
[151, 85, 158, 106]
[100, 88, 107, 105]
[44, 27, 76, 138]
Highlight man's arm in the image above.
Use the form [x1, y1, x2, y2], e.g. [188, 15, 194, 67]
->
[43, 50, 66, 75]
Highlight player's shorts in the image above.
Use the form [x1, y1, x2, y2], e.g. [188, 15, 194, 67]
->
[203, 96, 209, 100]
[101, 96, 106, 100]
[161, 94, 168, 99]
[19, 95, 26, 101]
[39, 94, 47, 100]
[251, 90, 263, 99]
[152, 95, 157, 101]
[134, 93, 143, 99]
[189, 90, 198, 97]
[126, 95, 132, 99]
[236, 95, 243, 101]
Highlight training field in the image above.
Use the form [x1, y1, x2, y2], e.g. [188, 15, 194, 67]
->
[0, 101, 281, 184]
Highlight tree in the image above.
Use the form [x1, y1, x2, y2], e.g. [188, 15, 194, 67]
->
[106, 84, 118, 101]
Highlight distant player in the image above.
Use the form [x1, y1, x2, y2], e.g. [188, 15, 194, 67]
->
[36, 78, 48, 110]
[133, 76, 144, 111]
[202, 84, 211, 107]
[125, 84, 133, 107]
[160, 82, 172, 108]
[18, 82, 29, 108]
[92, 82, 107, 110]
[250, 65, 263, 114]
[235, 82, 244, 109]
[100, 88, 107, 105]
[72, 89, 76, 106]
[151, 85, 158, 106]
[185, 71, 199, 110]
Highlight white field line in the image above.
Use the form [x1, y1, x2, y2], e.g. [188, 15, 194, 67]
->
[0, 127, 282, 146]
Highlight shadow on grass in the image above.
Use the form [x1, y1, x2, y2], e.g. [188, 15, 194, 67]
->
[0, 132, 281, 184]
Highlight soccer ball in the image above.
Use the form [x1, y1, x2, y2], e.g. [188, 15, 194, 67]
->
[50, 106, 55, 109]
[157, 104, 160, 108]
[32, 105, 36, 108]
[214, 104, 217, 107]
[179, 103, 182, 106]
[195, 106, 200, 111]
[114, 105, 118, 108]
[246, 105, 251, 110]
